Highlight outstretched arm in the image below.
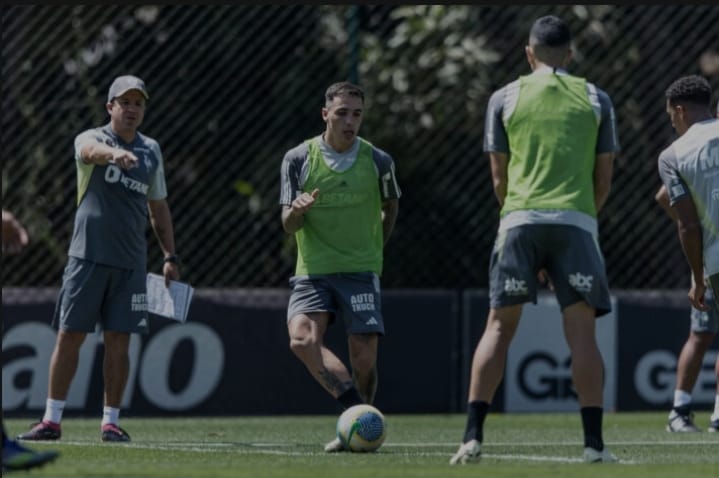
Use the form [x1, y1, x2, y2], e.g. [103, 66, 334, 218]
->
[79, 142, 138, 169]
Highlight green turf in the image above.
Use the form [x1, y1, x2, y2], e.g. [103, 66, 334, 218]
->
[5, 412, 718, 477]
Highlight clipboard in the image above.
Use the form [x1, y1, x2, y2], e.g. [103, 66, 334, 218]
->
[146, 273, 194, 323]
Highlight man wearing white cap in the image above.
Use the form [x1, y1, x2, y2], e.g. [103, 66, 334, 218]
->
[17, 75, 180, 443]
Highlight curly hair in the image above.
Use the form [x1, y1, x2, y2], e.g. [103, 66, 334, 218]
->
[665, 75, 712, 107]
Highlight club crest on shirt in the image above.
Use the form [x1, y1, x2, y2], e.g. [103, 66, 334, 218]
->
[134, 147, 153, 170]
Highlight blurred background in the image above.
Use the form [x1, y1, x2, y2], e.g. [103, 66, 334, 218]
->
[3, 4, 718, 290]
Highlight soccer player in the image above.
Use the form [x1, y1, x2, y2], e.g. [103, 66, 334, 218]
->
[17, 75, 180, 443]
[450, 15, 620, 465]
[279, 81, 401, 452]
[656, 185, 718, 433]
[657, 77, 719, 432]
[2, 209, 59, 472]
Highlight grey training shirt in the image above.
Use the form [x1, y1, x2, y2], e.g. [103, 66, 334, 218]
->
[68, 123, 167, 271]
[658, 118, 719, 276]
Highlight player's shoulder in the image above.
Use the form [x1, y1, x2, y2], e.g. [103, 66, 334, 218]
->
[75, 125, 108, 141]
[489, 80, 519, 102]
[485, 80, 520, 117]
[362, 138, 392, 161]
[358, 137, 394, 167]
[135, 131, 160, 149]
[282, 141, 310, 162]
[657, 142, 677, 166]
[585, 80, 614, 103]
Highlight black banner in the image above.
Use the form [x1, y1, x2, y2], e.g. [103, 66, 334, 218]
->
[2, 288, 459, 416]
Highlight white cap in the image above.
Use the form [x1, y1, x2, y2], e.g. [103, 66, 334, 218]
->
[107, 75, 149, 102]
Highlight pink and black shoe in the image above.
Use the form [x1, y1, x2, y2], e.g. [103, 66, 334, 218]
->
[101, 423, 131, 442]
[16, 421, 61, 441]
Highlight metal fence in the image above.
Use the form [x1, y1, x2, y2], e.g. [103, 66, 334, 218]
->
[2, 5, 718, 289]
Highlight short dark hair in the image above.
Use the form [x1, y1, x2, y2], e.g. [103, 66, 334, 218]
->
[665, 75, 712, 108]
[529, 15, 571, 48]
[325, 82, 365, 107]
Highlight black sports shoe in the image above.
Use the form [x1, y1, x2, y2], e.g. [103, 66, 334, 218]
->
[101, 423, 131, 442]
[16, 421, 62, 441]
[666, 406, 700, 432]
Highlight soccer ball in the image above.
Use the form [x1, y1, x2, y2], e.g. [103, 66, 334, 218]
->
[336, 404, 387, 452]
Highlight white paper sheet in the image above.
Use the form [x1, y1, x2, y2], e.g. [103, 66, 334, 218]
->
[146, 273, 194, 322]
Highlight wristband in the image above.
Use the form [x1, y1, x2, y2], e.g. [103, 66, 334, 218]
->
[163, 254, 180, 265]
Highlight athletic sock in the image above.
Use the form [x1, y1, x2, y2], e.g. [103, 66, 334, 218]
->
[42, 398, 65, 425]
[711, 395, 719, 422]
[462, 400, 490, 443]
[673, 389, 692, 408]
[102, 406, 121, 426]
[581, 406, 604, 451]
[337, 387, 364, 409]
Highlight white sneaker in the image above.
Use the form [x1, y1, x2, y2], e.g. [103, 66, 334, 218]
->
[709, 418, 719, 433]
[666, 408, 701, 432]
[449, 439, 481, 465]
[324, 437, 346, 453]
[583, 446, 618, 463]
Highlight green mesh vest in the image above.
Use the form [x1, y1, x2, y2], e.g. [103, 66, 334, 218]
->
[503, 73, 599, 217]
[295, 137, 383, 275]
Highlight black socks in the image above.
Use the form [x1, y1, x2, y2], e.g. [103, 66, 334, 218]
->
[581, 406, 604, 451]
[463, 400, 490, 443]
[337, 387, 364, 409]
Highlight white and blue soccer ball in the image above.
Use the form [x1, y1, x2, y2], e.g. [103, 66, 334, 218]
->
[336, 404, 387, 452]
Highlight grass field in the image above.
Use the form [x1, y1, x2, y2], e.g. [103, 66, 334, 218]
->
[5, 412, 718, 477]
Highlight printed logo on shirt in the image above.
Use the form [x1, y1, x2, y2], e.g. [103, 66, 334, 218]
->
[133, 148, 153, 170]
[671, 184, 685, 197]
[316, 191, 367, 206]
[699, 139, 718, 171]
[104, 165, 149, 195]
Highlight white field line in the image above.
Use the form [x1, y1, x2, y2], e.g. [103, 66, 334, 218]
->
[38, 441, 590, 463]
[385, 440, 719, 447]
[51, 439, 718, 448]
[44, 438, 714, 464]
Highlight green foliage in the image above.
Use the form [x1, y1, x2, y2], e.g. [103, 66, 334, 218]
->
[3, 5, 719, 288]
